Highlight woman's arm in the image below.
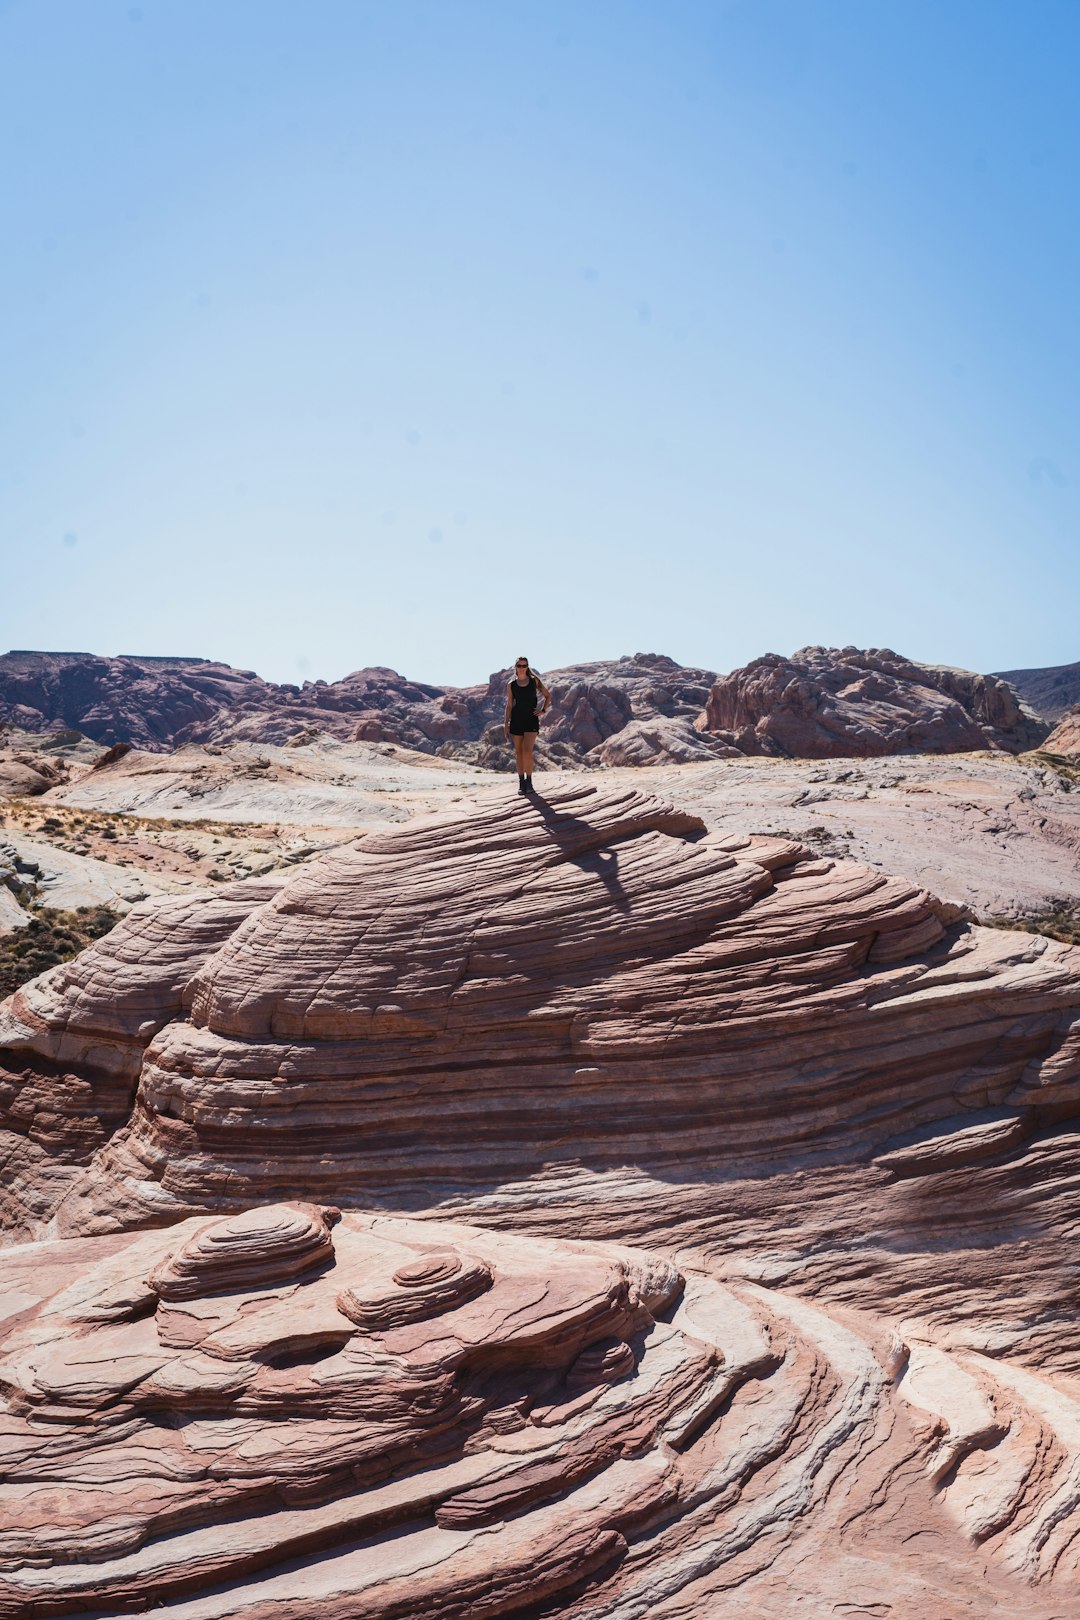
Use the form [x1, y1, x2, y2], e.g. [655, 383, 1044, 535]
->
[504, 684, 513, 735]
[536, 677, 551, 717]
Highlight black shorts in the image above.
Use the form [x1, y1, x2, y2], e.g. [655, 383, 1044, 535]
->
[509, 716, 539, 736]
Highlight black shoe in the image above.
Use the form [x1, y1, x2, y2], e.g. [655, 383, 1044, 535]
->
[525, 775, 534, 792]
[517, 774, 527, 795]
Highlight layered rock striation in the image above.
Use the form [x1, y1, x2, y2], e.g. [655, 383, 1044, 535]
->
[2, 784, 1078, 1235]
[5, 1201, 1080, 1615]
[4, 786, 1080, 1613]
[702, 646, 1049, 757]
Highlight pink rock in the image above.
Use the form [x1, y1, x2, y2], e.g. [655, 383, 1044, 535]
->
[703, 645, 1049, 757]
[0, 782, 1076, 1237]
[0, 784, 1079, 1613]
[1044, 701, 1080, 757]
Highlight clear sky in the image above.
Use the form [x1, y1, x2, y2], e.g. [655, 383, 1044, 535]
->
[1, 0, 1076, 688]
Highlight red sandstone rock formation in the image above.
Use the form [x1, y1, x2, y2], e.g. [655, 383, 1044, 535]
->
[0, 1192, 1079, 1617]
[2, 783, 1077, 1235]
[12, 646, 1054, 768]
[0, 652, 279, 751]
[3, 786, 1080, 1613]
[702, 645, 1049, 757]
[1044, 702, 1080, 757]
[0, 727, 100, 797]
[0, 1201, 691, 1617]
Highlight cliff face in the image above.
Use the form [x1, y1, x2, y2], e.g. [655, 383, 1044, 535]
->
[702, 645, 1049, 757]
[995, 658, 1080, 723]
[2, 785, 1080, 1615]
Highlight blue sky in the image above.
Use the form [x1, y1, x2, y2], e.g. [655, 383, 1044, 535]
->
[1, 0, 1076, 687]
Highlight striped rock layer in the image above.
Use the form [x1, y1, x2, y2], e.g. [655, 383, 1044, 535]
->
[2, 785, 1080, 1612]
[1, 1204, 1080, 1617]
[1, 782, 1079, 1234]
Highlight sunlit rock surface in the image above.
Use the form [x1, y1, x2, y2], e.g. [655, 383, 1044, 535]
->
[2, 783, 1080, 1615]
[3, 1202, 1080, 1617]
[3, 782, 1077, 1234]
[704, 646, 1049, 757]
[1045, 702, 1080, 757]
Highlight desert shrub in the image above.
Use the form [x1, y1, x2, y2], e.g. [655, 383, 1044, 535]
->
[0, 906, 119, 997]
[984, 907, 1080, 948]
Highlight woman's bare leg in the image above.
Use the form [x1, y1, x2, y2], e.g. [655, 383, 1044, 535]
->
[513, 734, 527, 776]
[522, 732, 537, 779]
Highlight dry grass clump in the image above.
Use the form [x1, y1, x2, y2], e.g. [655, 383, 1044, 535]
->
[0, 906, 119, 997]
[985, 906, 1080, 948]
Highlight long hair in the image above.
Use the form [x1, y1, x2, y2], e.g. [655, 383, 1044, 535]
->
[514, 655, 534, 680]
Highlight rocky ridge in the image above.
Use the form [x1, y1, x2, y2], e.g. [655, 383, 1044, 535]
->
[994, 658, 1080, 723]
[704, 645, 1049, 757]
[1, 646, 1063, 767]
[0, 650, 725, 769]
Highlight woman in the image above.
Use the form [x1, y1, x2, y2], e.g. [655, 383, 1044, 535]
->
[503, 657, 551, 794]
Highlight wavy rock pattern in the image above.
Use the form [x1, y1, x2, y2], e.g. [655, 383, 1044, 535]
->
[2, 1208, 1080, 1617]
[150, 1201, 338, 1300]
[1, 783, 1078, 1236]
[2, 783, 1080, 1613]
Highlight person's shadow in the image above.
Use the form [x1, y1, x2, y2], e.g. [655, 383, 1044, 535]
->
[524, 791, 631, 914]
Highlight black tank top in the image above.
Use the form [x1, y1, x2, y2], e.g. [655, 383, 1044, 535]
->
[510, 675, 538, 719]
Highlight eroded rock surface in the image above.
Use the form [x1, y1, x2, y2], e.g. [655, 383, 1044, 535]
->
[3, 783, 1080, 1615]
[0, 650, 723, 768]
[703, 646, 1049, 757]
[0, 726, 103, 797]
[3, 1201, 1080, 1617]
[11, 646, 1061, 768]
[995, 658, 1080, 723]
[1045, 703, 1080, 757]
[2, 783, 1078, 1238]
[628, 751, 1080, 921]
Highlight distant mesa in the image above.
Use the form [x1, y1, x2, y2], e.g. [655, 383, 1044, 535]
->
[0, 644, 1068, 765]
